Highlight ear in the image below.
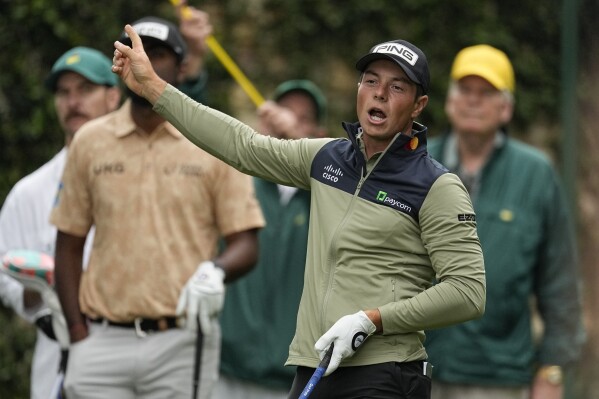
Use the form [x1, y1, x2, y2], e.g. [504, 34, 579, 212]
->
[411, 95, 429, 119]
[107, 86, 122, 111]
[499, 98, 514, 125]
[444, 94, 455, 120]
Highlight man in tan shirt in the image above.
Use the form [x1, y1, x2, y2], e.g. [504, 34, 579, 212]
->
[51, 16, 264, 399]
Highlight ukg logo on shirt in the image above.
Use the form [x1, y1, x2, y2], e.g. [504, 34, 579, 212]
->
[376, 191, 412, 212]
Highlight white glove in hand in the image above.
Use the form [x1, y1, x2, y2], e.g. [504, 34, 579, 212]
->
[314, 310, 376, 376]
[176, 261, 225, 335]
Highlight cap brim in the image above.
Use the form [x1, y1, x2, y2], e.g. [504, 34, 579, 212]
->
[452, 66, 508, 92]
[45, 66, 98, 91]
[356, 53, 422, 86]
[45, 64, 118, 91]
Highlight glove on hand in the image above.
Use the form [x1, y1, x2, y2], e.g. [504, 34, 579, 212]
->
[314, 310, 376, 376]
[176, 261, 225, 335]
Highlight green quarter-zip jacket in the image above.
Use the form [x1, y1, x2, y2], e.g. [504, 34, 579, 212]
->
[426, 132, 584, 385]
[155, 85, 486, 369]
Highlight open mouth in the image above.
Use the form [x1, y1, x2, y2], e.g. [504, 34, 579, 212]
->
[368, 108, 386, 122]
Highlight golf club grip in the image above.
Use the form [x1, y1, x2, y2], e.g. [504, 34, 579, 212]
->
[298, 343, 334, 398]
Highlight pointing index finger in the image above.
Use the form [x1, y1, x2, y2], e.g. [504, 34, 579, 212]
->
[125, 24, 143, 49]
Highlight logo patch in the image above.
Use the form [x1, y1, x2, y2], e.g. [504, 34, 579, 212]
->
[405, 137, 418, 151]
[499, 209, 514, 222]
[322, 164, 343, 183]
[129, 22, 170, 41]
[376, 191, 412, 213]
[53, 182, 64, 207]
[65, 54, 81, 65]
[372, 42, 419, 66]
[457, 214, 476, 222]
[376, 191, 387, 201]
[351, 332, 367, 351]
[93, 162, 125, 175]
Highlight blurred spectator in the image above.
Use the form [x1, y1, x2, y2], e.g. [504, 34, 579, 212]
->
[426, 44, 585, 399]
[0, 46, 121, 399]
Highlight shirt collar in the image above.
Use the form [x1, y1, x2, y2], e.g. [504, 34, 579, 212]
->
[443, 130, 506, 171]
[113, 99, 183, 140]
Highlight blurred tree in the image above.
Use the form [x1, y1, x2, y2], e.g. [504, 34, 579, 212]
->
[0, 0, 568, 201]
[0, 308, 36, 398]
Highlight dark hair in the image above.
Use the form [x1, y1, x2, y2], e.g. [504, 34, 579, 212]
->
[415, 85, 425, 101]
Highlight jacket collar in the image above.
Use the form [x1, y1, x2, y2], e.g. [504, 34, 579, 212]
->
[341, 121, 429, 157]
[437, 129, 507, 170]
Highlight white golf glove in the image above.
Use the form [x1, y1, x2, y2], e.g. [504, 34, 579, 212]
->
[176, 261, 225, 335]
[314, 310, 376, 376]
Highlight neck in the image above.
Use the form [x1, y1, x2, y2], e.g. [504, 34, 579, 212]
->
[455, 130, 497, 174]
[362, 127, 412, 160]
[130, 102, 164, 135]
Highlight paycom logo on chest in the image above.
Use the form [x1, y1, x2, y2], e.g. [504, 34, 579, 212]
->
[376, 191, 412, 213]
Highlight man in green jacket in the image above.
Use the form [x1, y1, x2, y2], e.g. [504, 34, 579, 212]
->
[113, 27, 486, 399]
[426, 44, 585, 399]
[214, 80, 327, 399]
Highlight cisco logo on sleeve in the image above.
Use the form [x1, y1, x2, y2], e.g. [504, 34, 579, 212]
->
[322, 164, 343, 183]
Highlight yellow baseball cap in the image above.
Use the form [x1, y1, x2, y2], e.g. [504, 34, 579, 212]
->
[450, 44, 515, 93]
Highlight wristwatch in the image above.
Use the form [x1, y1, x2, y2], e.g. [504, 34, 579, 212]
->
[538, 365, 563, 385]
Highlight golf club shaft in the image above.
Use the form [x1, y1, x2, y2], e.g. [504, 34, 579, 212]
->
[299, 343, 334, 398]
[192, 317, 203, 399]
[171, 0, 265, 107]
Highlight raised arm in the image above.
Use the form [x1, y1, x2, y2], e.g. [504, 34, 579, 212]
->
[112, 25, 166, 105]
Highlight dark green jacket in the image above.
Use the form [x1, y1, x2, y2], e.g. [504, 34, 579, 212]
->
[426, 132, 584, 386]
[219, 179, 310, 389]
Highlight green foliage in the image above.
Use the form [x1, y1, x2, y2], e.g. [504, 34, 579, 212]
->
[0, 0, 572, 205]
[0, 307, 36, 398]
[233, 0, 563, 134]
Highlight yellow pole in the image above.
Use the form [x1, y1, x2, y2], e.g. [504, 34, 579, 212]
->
[170, 0, 265, 107]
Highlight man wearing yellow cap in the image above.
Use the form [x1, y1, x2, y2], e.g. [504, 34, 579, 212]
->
[426, 45, 585, 399]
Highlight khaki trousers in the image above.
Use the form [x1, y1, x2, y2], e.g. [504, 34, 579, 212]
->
[64, 320, 220, 399]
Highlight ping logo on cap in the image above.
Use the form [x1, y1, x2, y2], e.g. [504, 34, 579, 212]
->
[372, 43, 418, 66]
[130, 22, 169, 41]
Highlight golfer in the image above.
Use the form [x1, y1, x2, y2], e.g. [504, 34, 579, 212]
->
[113, 26, 486, 399]
[51, 18, 264, 399]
